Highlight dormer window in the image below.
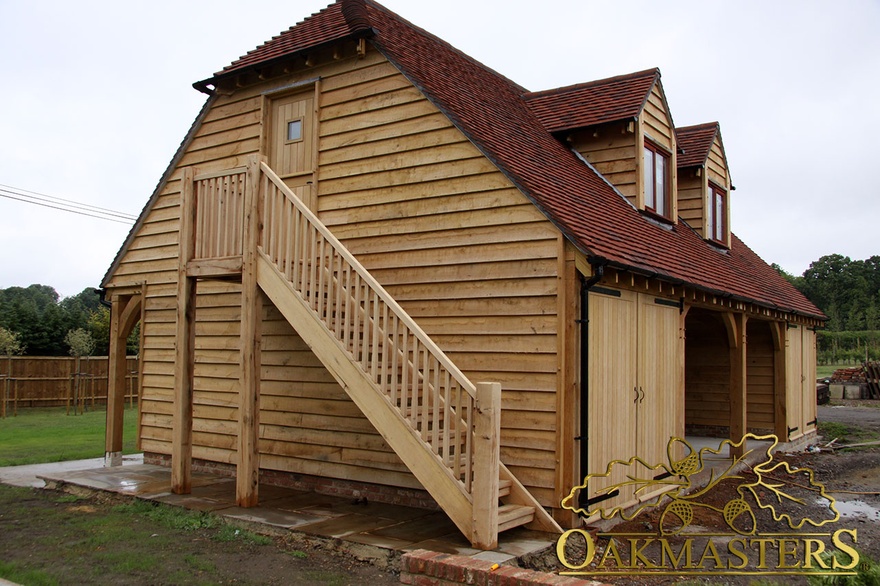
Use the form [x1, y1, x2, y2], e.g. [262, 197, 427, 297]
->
[643, 141, 670, 218]
[708, 183, 727, 244]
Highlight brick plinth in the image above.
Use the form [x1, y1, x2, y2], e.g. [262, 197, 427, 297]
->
[142, 452, 440, 510]
[400, 549, 604, 586]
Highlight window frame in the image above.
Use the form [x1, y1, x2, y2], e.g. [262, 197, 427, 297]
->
[285, 118, 304, 144]
[642, 140, 671, 220]
[707, 182, 727, 244]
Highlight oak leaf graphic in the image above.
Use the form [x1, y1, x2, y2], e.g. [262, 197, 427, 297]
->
[561, 434, 839, 534]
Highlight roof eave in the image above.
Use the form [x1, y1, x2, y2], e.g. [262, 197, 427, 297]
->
[193, 27, 376, 95]
[586, 255, 825, 321]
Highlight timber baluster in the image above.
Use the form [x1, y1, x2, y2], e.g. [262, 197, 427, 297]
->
[187, 160, 559, 549]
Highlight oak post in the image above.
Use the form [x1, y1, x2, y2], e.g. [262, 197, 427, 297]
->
[729, 313, 748, 458]
[105, 295, 127, 466]
[237, 155, 263, 507]
[472, 381, 500, 550]
[172, 167, 197, 494]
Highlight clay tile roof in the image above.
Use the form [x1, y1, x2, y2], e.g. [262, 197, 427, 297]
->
[523, 69, 659, 133]
[676, 122, 719, 167]
[191, 0, 821, 319]
[208, 0, 373, 81]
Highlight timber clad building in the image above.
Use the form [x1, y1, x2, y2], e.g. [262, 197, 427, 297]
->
[100, 0, 824, 549]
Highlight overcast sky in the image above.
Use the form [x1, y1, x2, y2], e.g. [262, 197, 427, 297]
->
[1, 0, 878, 298]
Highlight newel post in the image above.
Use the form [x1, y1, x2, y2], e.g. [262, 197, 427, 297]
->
[237, 155, 263, 507]
[172, 166, 197, 495]
[472, 381, 501, 550]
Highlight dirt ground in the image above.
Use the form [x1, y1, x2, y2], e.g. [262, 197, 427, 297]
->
[0, 484, 401, 586]
[527, 401, 880, 584]
[1, 402, 877, 585]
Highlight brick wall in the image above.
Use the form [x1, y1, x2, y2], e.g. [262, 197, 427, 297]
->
[400, 549, 604, 586]
[143, 453, 440, 510]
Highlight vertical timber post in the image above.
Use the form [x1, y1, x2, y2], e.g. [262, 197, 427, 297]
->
[105, 294, 128, 466]
[172, 167, 197, 494]
[237, 156, 263, 507]
[772, 321, 788, 439]
[472, 381, 500, 550]
[729, 313, 748, 458]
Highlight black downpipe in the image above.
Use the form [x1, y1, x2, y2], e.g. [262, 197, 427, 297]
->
[576, 263, 604, 508]
[96, 288, 112, 309]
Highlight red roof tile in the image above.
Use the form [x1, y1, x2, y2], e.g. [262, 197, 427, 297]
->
[523, 69, 659, 133]
[198, 0, 821, 319]
[209, 1, 372, 79]
[676, 122, 719, 168]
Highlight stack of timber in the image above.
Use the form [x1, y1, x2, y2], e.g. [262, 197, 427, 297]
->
[862, 362, 880, 399]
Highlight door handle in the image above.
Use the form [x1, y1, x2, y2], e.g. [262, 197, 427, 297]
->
[639, 387, 645, 404]
[633, 386, 639, 404]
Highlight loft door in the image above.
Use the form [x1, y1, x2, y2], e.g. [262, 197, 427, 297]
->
[268, 90, 316, 210]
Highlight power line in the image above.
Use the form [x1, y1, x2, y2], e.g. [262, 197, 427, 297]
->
[0, 183, 138, 224]
[0, 183, 136, 219]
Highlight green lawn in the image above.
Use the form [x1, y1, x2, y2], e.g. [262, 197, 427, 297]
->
[0, 407, 138, 467]
[816, 363, 849, 378]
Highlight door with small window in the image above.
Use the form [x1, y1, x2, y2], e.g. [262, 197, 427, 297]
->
[268, 90, 316, 210]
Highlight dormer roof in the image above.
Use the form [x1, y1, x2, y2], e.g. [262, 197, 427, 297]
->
[169, 0, 820, 319]
[677, 122, 720, 168]
[523, 69, 659, 133]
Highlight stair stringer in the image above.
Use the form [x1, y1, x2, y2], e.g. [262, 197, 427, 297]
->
[256, 250, 477, 539]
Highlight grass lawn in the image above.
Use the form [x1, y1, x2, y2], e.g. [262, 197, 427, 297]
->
[0, 406, 138, 467]
[816, 363, 850, 378]
[0, 484, 398, 585]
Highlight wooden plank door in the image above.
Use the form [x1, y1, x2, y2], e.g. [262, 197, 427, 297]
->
[637, 294, 682, 466]
[586, 288, 638, 506]
[785, 325, 805, 440]
[801, 328, 817, 436]
[268, 91, 316, 210]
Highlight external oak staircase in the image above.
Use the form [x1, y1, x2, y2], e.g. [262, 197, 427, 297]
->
[172, 156, 561, 549]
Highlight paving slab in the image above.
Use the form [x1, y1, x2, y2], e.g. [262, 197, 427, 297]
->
[0, 454, 143, 488]
[2, 458, 557, 566]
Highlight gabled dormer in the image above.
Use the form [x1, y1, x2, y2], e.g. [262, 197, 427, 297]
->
[676, 122, 732, 247]
[524, 68, 678, 223]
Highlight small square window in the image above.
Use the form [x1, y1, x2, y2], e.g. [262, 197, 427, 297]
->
[287, 119, 303, 142]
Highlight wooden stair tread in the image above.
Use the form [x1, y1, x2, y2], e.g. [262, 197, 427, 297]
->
[498, 478, 511, 497]
[497, 503, 535, 532]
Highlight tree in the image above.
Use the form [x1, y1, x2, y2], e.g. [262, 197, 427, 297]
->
[87, 306, 111, 356]
[771, 263, 804, 290]
[60, 288, 102, 332]
[65, 328, 96, 415]
[0, 326, 24, 357]
[65, 328, 96, 359]
[0, 326, 24, 418]
[0, 285, 104, 356]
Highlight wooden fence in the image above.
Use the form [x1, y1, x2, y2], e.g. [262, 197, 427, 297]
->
[0, 356, 139, 416]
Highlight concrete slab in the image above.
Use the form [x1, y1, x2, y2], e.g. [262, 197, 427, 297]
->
[0, 453, 143, 488]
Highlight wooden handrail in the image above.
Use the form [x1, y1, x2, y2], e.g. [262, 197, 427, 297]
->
[257, 162, 476, 397]
[257, 162, 482, 490]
